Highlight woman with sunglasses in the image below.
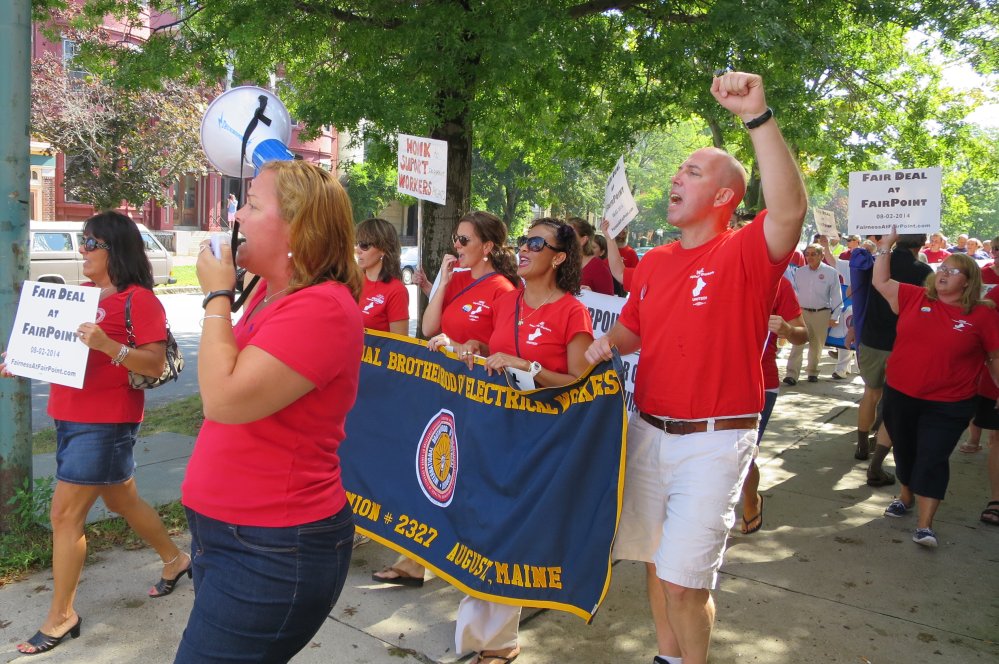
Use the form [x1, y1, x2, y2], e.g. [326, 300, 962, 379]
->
[873, 230, 999, 548]
[567, 217, 615, 295]
[452, 217, 592, 664]
[4, 211, 185, 655]
[178, 160, 363, 661]
[356, 218, 410, 336]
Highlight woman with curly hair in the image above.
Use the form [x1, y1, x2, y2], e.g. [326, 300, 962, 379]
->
[452, 217, 593, 663]
[874, 230, 999, 548]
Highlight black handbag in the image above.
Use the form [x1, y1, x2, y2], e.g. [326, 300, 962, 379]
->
[125, 291, 184, 389]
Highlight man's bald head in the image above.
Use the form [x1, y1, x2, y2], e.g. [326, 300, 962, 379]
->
[691, 147, 748, 209]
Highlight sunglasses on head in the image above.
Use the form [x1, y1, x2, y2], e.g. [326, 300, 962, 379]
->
[82, 236, 110, 252]
[452, 234, 472, 247]
[355, 241, 374, 251]
[517, 235, 560, 253]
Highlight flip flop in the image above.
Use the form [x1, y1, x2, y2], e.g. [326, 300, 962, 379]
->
[741, 495, 764, 535]
[959, 443, 982, 454]
[371, 566, 424, 587]
[981, 501, 999, 526]
[472, 647, 521, 664]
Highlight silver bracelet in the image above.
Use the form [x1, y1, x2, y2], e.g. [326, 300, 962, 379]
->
[111, 344, 130, 366]
[875, 249, 890, 256]
[200, 314, 232, 328]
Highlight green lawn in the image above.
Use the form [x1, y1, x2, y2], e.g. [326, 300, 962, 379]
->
[164, 264, 198, 287]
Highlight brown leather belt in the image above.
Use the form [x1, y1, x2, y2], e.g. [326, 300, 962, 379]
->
[640, 412, 759, 436]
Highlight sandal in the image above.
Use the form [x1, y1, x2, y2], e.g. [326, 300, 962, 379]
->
[371, 566, 424, 587]
[472, 647, 520, 664]
[741, 495, 764, 534]
[981, 501, 999, 526]
[149, 552, 192, 598]
[17, 616, 83, 655]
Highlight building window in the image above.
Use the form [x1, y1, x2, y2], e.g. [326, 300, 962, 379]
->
[62, 38, 87, 80]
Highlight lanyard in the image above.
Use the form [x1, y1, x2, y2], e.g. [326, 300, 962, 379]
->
[445, 271, 496, 308]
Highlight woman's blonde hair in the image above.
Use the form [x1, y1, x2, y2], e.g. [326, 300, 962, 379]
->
[260, 160, 363, 301]
[924, 252, 991, 314]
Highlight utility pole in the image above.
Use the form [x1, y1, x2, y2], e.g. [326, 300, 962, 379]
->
[0, 0, 33, 530]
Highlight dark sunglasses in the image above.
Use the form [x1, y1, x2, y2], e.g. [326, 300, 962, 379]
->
[452, 234, 472, 247]
[356, 241, 374, 251]
[517, 235, 560, 253]
[82, 236, 110, 252]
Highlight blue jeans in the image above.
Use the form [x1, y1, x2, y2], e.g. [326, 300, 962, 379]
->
[174, 504, 354, 663]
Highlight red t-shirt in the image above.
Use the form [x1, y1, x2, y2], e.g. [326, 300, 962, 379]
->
[440, 271, 517, 343]
[618, 212, 789, 418]
[359, 277, 409, 332]
[981, 263, 999, 285]
[762, 277, 802, 390]
[977, 288, 999, 399]
[581, 257, 615, 295]
[619, 245, 639, 268]
[48, 285, 165, 424]
[921, 248, 951, 263]
[887, 283, 999, 402]
[486, 290, 593, 375]
[182, 281, 363, 527]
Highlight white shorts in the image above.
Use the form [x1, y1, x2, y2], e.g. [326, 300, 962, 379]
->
[612, 414, 757, 589]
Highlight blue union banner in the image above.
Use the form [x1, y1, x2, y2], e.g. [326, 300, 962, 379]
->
[340, 331, 627, 621]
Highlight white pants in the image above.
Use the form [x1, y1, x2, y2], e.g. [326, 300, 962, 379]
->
[455, 596, 521, 655]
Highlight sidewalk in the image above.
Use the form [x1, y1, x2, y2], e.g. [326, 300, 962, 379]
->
[5, 356, 998, 663]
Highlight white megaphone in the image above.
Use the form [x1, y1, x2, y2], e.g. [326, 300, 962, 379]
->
[200, 86, 295, 177]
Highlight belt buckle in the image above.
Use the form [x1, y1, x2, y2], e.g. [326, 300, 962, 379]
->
[663, 418, 696, 435]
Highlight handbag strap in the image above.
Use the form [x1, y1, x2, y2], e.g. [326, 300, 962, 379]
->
[124, 291, 137, 348]
[124, 289, 172, 349]
[444, 271, 496, 308]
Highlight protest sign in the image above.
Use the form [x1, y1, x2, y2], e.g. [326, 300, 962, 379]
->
[847, 167, 942, 235]
[602, 156, 639, 239]
[341, 332, 627, 621]
[397, 134, 448, 205]
[5, 281, 98, 388]
[576, 290, 639, 415]
[813, 208, 839, 242]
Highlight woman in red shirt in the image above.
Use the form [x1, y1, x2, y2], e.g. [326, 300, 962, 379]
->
[179, 160, 364, 661]
[6, 212, 184, 656]
[453, 217, 593, 664]
[568, 216, 615, 295]
[874, 231, 999, 548]
[356, 217, 410, 335]
[374, 211, 519, 586]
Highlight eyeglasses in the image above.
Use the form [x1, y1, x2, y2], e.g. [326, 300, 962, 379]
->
[452, 234, 472, 247]
[82, 237, 110, 252]
[936, 265, 966, 277]
[517, 235, 560, 253]
[355, 241, 374, 251]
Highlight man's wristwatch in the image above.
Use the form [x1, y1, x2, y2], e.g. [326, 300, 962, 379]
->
[528, 361, 543, 377]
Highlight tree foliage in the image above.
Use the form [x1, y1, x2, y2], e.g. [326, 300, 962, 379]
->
[31, 51, 214, 212]
[59, 0, 999, 264]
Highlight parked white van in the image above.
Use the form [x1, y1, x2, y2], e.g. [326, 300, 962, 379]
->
[29, 221, 175, 286]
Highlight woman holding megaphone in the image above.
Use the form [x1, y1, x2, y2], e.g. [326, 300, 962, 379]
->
[176, 160, 364, 662]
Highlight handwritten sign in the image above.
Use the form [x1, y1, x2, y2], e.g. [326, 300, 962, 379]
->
[5, 282, 98, 388]
[602, 156, 639, 238]
[848, 167, 942, 235]
[813, 208, 839, 242]
[397, 134, 448, 205]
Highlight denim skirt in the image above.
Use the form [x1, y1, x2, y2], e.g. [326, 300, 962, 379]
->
[55, 420, 139, 485]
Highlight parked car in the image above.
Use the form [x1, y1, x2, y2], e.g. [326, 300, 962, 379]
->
[634, 246, 654, 260]
[401, 246, 420, 285]
[29, 220, 175, 286]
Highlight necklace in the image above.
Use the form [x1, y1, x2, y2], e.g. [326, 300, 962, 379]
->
[263, 287, 290, 304]
[517, 289, 557, 326]
[98, 285, 115, 298]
